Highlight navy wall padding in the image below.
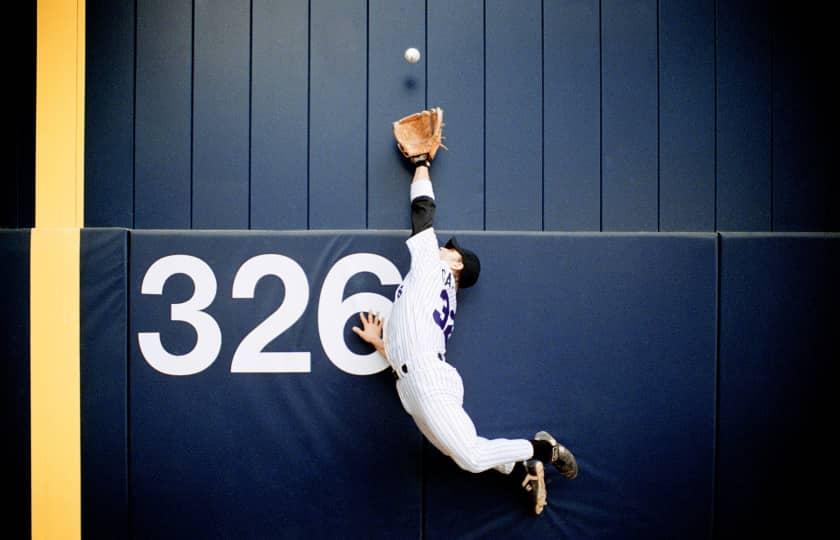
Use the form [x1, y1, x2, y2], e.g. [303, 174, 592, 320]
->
[123, 231, 718, 538]
[601, 0, 658, 231]
[192, 0, 250, 229]
[543, 0, 600, 232]
[128, 231, 422, 539]
[81, 229, 129, 539]
[427, 0, 485, 231]
[716, 1, 771, 231]
[134, 0, 192, 229]
[716, 234, 838, 538]
[0, 230, 31, 539]
[424, 234, 717, 539]
[658, 0, 715, 232]
[85, 0, 134, 228]
[250, 0, 309, 230]
[485, 0, 542, 231]
[367, 0, 426, 230]
[308, 0, 367, 229]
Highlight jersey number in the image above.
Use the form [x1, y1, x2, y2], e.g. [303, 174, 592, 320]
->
[433, 289, 455, 340]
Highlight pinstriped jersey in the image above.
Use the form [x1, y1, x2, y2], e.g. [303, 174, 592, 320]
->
[384, 227, 457, 372]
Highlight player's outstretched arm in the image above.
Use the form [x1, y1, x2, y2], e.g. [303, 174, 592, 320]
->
[352, 311, 387, 360]
[410, 165, 436, 237]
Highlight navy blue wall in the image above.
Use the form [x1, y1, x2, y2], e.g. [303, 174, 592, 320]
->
[80, 229, 129, 540]
[75, 229, 839, 537]
[85, 0, 837, 232]
[716, 234, 837, 538]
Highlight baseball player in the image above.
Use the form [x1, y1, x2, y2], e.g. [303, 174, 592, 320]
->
[352, 108, 578, 515]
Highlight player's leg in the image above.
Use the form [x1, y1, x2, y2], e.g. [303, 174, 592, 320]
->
[414, 392, 533, 474]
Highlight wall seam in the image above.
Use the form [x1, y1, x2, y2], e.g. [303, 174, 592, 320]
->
[599, 0, 603, 231]
[248, 0, 253, 229]
[768, 5, 774, 232]
[365, 0, 370, 229]
[306, 0, 311, 230]
[189, 0, 195, 229]
[482, 0, 487, 231]
[124, 230, 132, 539]
[656, 0, 661, 232]
[713, 0, 718, 231]
[132, 0, 138, 229]
[541, 0, 545, 231]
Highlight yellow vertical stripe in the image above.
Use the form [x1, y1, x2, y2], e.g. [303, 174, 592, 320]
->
[34, 0, 84, 538]
[37, 0, 84, 228]
[30, 229, 81, 540]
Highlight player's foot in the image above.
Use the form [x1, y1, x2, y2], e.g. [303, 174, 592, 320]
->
[535, 431, 579, 480]
[521, 459, 547, 515]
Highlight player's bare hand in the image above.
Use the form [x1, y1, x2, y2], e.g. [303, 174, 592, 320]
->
[352, 310, 384, 345]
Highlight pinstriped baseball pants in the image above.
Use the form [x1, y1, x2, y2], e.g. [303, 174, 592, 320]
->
[396, 360, 534, 474]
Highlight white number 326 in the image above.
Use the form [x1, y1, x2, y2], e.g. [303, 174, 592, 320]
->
[137, 253, 401, 377]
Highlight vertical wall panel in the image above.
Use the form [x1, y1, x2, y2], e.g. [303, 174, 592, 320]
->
[0, 231, 30, 539]
[135, 0, 192, 229]
[192, 0, 250, 229]
[716, 1, 770, 231]
[543, 0, 600, 231]
[427, 0, 484, 230]
[81, 229, 129, 540]
[367, 0, 425, 229]
[251, 0, 309, 230]
[659, 0, 714, 231]
[772, 8, 835, 232]
[85, 0, 134, 228]
[309, 0, 367, 229]
[602, 0, 658, 231]
[5, 2, 35, 229]
[485, 0, 542, 231]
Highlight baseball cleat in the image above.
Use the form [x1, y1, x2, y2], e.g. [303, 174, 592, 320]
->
[521, 459, 547, 515]
[535, 431, 579, 480]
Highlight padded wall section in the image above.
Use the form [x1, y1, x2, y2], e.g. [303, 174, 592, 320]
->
[367, 0, 426, 229]
[128, 231, 422, 539]
[192, 0, 250, 229]
[0, 230, 31, 538]
[85, 0, 134, 228]
[134, 0, 192, 229]
[80, 229, 129, 539]
[427, 0, 484, 230]
[425, 234, 717, 538]
[485, 0, 543, 230]
[601, 0, 658, 231]
[716, 0, 771, 230]
[658, 0, 715, 231]
[543, 0, 600, 231]
[250, 0, 309, 230]
[717, 234, 838, 538]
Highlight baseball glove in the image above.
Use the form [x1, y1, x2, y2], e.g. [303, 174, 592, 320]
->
[392, 107, 447, 164]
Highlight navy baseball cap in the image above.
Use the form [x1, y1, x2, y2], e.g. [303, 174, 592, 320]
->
[445, 236, 480, 288]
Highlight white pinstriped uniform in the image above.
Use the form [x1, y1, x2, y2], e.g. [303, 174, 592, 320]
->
[384, 179, 533, 475]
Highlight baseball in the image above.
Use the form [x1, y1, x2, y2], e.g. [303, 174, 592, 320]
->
[404, 47, 421, 64]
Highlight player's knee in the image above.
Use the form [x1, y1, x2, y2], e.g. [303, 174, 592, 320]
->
[450, 449, 484, 474]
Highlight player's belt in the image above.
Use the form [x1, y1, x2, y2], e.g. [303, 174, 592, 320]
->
[392, 352, 446, 379]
